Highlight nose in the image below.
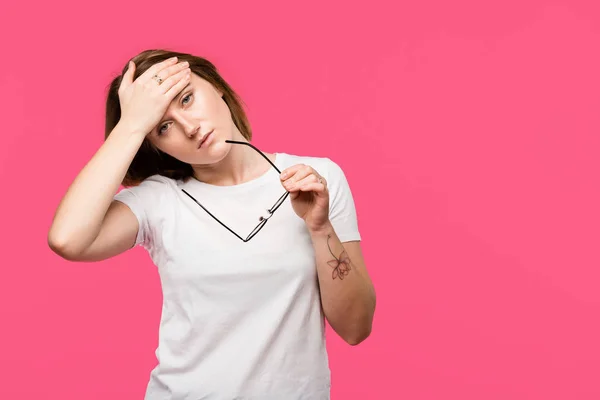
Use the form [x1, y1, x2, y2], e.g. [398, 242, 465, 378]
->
[172, 111, 199, 137]
[183, 122, 200, 138]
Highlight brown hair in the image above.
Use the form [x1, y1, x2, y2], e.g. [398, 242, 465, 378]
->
[104, 49, 252, 187]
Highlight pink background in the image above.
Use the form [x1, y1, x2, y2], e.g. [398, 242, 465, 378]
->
[1, 0, 599, 398]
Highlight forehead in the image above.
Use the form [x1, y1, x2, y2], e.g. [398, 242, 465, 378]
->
[164, 73, 212, 111]
[170, 73, 209, 101]
[188, 73, 212, 89]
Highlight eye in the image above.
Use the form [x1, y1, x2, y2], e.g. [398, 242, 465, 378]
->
[158, 123, 169, 136]
[157, 93, 194, 136]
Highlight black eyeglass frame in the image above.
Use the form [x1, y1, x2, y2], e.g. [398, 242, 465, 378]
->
[180, 140, 290, 243]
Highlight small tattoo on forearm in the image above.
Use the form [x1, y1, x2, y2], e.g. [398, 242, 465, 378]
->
[326, 234, 351, 280]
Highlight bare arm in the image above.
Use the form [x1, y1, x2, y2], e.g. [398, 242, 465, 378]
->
[310, 223, 376, 346]
[47, 123, 146, 259]
[278, 161, 375, 345]
[48, 57, 191, 261]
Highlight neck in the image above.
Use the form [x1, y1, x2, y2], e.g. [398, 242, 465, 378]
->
[191, 133, 275, 187]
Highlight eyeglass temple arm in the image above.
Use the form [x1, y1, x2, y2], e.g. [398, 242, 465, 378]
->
[181, 189, 247, 242]
[225, 140, 282, 174]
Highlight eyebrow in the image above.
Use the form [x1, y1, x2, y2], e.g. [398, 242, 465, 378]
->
[175, 83, 192, 103]
[154, 83, 193, 132]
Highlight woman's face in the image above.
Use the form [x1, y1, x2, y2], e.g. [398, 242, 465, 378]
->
[146, 72, 235, 164]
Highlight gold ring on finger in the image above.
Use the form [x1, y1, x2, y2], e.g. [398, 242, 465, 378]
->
[152, 74, 163, 84]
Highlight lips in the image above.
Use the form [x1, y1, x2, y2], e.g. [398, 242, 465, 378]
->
[198, 130, 213, 148]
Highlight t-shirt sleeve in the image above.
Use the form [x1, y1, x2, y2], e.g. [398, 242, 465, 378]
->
[113, 187, 148, 247]
[112, 175, 166, 248]
[325, 158, 361, 242]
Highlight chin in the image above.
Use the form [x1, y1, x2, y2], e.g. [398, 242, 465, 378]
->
[188, 144, 229, 164]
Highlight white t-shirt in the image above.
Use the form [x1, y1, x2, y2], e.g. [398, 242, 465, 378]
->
[113, 152, 361, 400]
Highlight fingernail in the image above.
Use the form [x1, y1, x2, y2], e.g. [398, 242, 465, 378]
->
[281, 171, 287, 179]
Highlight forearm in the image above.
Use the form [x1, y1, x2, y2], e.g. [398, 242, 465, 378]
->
[48, 122, 145, 254]
[309, 221, 376, 345]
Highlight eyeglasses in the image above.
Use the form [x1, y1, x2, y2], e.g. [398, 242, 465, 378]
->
[180, 140, 290, 243]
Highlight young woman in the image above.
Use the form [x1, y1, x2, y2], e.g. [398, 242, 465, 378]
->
[48, 49, 376, 399]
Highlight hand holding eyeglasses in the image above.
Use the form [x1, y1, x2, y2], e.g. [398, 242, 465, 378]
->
[280, 165, 330, 233]
[183, 140, 331, 242]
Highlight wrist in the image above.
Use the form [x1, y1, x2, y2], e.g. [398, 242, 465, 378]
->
[115, 119, 149, 139]
[308, 220, 334, 238]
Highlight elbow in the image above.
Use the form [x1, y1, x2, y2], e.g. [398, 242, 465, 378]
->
[48, 232, 65, 256]
[344, 325, 372, 346]
[48, 232, 81, 261]
[345, 293, 376, 346]
[339, 294, 376, 346]
[341, 309, 374, 346]
[48, 236, 72, 260]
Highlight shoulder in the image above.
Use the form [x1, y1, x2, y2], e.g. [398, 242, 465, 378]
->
[114, 174, 179, 208]
[119, 174, 178, 195]
[278, 152, 348, 187]
[278, 152, 344, 177]
[113, 175, 181, 237]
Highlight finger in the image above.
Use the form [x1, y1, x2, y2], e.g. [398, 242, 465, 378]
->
[280, 164, 307, 181]
[124, 61, 136, 85]
[138, 57, 179, 84]
[283, 173, 318, 191]
[296, 182, 327, 193]
[282, 164, 314, 185]
[118, 61, 136, 95]
[164, 69, 192, 98]
[156, 61, 190, 88]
